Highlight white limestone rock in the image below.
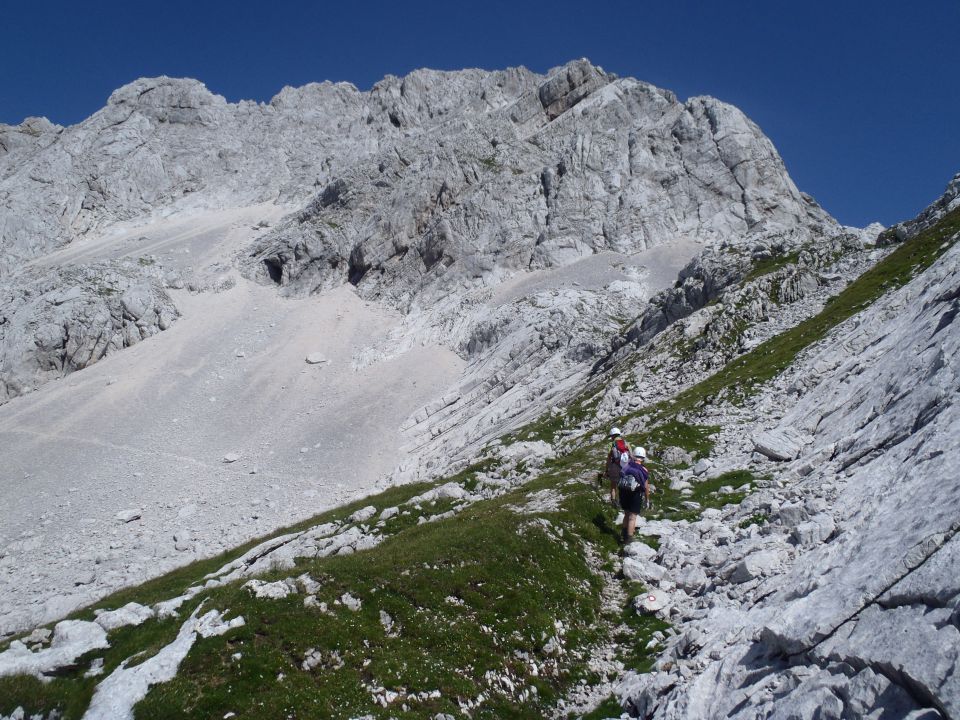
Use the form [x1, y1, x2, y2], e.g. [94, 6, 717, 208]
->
[94, 603, 155, 632]
[243, 578, 297, 600]
[731, 550, 781, 584]
[791, 513, 835, 547]
[622, 556, 666, 584]
[340, 593, 362, 612]
[622, 541, 657, 561]
[82, 607, 243, 720]
[114, 509, 142, 523]
[0, 261, 178, 403]
[347, 505, 377, 523]
[0, 620, 108, 678]
[633, 589, 670, 615]
[752, 428, 805, 461]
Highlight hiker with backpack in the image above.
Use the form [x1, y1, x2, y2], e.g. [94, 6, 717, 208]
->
[618, 446, 651, 544]
[602, 427, 630, 506]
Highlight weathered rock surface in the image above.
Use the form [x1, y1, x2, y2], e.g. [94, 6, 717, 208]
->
[0, 620, 108, 678]
[616, 184, 960, 719]
[880, 171, 960, 245]
[0, 260, 178, 402]
[752, 427, 804, 461]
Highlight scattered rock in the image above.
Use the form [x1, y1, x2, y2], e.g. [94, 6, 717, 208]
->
[693, 459, 713, 476]
[243, 579, 297, 599]
[340, 593, 362, 612]
[731, 550, 781, 583]
[348, 505, 377, 524]
[115, 509, 141, 523]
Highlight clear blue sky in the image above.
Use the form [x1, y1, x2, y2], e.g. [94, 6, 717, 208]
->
[2, 0, 957, 227]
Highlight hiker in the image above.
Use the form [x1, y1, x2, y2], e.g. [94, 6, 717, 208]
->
[602, 427, 630, 505]
[618, 446, 651, 543]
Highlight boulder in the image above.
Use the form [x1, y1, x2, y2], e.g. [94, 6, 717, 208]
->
[675, 565, 709, 594]
[633, 589, 670, 615]
[791, 514, 836, 547]
[623, 541, 657, 561]
[347, 505, 377, 524]
[623, 556, 666, 583]
[731, 550, 781, 583]
[94, 602, 155, 631]
[752, 428, 805, 461]
[243, 579, 297, 600]
[115, 509, 141, 523]
[661, 447, 695, 466]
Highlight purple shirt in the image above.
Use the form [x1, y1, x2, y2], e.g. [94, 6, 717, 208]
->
[621, 461, 648, 489]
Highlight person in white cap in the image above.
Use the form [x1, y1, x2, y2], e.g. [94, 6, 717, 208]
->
[602, 427, 630, 506]
[618, 446, 651, 543]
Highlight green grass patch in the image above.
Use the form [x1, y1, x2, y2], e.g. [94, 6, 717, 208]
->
[739, 513, 769, 529]
[1, 447, 641, 718]
[640, 420, 717, 462]
[741, 250, 801, 284]
[642, 470, 757, 524]
[511, 389, 602, 446]
[479, 155, 501, 171]
[581, 694, 626, 719]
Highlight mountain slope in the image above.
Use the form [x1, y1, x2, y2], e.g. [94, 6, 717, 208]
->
[0, 169, 954, 719]
[11, 60, 951, 720]
[0, 60, 852, 638]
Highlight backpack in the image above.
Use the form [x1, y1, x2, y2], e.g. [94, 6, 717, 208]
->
[611, 438, 630, 465]
[619, 462, 648, 492]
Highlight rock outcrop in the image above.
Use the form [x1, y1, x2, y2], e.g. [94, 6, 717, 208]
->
[0, 261, 177, 402]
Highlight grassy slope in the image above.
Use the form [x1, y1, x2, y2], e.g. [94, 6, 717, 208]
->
[2, 208, 958, 718]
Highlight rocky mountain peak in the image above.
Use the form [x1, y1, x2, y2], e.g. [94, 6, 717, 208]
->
[103, 76, 227, 127]
[106, 76, 224, 109]
[537, 58, 611, 119]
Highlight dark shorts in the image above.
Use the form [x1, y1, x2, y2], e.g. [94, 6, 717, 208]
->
[619, 484, 645, 514]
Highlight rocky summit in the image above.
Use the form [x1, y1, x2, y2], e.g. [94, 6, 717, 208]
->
[0, 59, 957, 719]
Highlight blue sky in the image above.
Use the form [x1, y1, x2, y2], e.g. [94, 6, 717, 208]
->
[2, 0, 956, 227]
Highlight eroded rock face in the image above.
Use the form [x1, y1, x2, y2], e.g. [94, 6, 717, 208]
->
[0, 68, 544, 277]
[245, 62, 834, 302]
[231, 59, 837, 475]
[0, 261, 178, 402]
[0, 59, 837, 419]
